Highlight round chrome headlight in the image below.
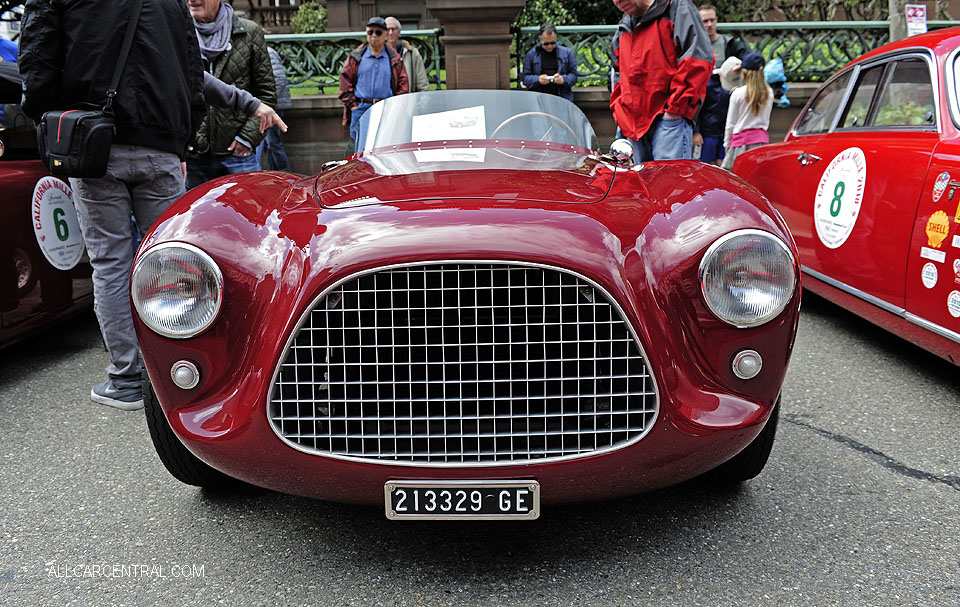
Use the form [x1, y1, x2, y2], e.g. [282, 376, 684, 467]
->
[132, 243, 223, 338]
[700, 229, 797, 328]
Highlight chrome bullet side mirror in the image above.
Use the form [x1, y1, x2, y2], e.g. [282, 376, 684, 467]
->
[609, 139, 634, 165]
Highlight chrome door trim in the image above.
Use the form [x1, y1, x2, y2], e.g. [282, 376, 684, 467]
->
[802, 266, 960, 345]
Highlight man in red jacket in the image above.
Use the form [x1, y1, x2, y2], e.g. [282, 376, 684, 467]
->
[610, 0, 712, 161]
[339, 16, 408, 154]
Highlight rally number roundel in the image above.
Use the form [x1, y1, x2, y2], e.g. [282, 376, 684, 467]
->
[814, 147, 867, 249]
[32, 176, 85, 270]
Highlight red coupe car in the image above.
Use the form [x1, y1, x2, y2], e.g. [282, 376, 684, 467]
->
[0, 62, 92, 349]
[735, 27, 960, 367]
[134, 89, 801, 518]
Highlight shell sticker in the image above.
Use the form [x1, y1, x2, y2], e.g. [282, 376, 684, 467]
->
[32, 177, 84, 271]
[922, 262, 938, 288]
[933, 171, 950, 203]
[949, 291, 960, 318]
[814, 147, 866, 249]
[926, 210, 950, 248]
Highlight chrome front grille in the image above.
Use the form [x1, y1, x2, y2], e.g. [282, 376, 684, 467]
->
[268, 262, 657, 466]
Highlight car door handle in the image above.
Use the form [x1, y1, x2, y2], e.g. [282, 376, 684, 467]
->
[797, 153, 821, 166]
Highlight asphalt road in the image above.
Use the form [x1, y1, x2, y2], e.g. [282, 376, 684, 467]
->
[1, 293, 958, 607]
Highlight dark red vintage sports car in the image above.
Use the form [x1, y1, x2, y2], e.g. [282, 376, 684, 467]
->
[736, 27, 960, 366]
[133, 90, 801, 519]
[0, 62, 92, 349]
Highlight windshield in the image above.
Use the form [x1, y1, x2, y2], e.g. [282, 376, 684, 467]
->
[357, 89, 598, 153]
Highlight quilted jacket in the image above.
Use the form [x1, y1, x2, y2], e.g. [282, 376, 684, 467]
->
[190, 15, 276, 155]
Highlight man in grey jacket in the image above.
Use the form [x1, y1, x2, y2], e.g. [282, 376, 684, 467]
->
[386, 17, 429, 93]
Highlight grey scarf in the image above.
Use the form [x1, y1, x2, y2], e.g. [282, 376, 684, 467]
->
[194, 1, 234, 64]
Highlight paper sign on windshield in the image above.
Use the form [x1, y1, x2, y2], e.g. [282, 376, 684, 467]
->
[411, 106, 486, 142]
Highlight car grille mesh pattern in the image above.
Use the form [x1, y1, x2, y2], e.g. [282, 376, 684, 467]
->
[269, 263, 656, 465]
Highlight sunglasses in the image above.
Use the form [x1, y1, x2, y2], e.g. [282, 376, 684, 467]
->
[541, 41, 557, 47]
[366, 29, 384, 36]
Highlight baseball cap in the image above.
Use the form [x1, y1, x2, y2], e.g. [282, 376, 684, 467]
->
[366, 17, 387, 30]
[740, 52, 765, 71]
[719, 56, 743, 91]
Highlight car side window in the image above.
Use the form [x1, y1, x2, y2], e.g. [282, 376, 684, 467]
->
[872, 58, 936, 127]
[795, 72, 852, 135]
[840, 65, 885, 128]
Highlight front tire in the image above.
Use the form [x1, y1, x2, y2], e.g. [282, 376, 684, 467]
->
[706, 397, 780, 484]
[143, 370, 238, 489]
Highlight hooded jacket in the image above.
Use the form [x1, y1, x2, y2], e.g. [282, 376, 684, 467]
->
[610, 0, 713, 140]
[18, 0, 206, 158]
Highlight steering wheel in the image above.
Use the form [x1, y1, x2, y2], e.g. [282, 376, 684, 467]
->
[489, 111, 579, 145]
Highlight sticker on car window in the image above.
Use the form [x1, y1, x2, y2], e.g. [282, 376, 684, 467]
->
[925, 210, 950, 248]
[922, 262, 938, 288]
[922, 247, 946, 263]
[948, 291, 960, 318]
[32, 176, 84, 271]
[933, 171, 950, 202]
[814, 147, 866, 249]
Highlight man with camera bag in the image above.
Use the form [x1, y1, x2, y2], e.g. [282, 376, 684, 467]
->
[18, 0, 208, 410]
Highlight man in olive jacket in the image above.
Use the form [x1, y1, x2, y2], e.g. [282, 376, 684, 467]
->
[186, 0, 276, 189]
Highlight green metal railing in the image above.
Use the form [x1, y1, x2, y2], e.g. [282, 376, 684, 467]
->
[268, 22, 960, 94]
[266, 29, 444, 93]
[513, 21, 960, 86]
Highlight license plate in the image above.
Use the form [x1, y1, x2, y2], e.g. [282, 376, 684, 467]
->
[385, 480, 540, 520]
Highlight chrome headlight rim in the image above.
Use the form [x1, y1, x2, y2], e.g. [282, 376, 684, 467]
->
[132, 242, 223, 339]
[699, 228, 797, 329]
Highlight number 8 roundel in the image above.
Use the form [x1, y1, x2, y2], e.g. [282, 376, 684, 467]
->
[814, 147, 867, 249]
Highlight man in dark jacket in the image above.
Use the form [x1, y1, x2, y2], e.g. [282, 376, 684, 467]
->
[339, 17, 409, 154]
[18, 0, 207, 410]
[610, 0, 712, 161]
[185, 0, 276, 189]
[520, 23, 578, 101]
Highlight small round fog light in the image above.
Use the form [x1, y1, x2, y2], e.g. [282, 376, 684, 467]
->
[171, 360, 200, 390]
[732, 350, 762, 380]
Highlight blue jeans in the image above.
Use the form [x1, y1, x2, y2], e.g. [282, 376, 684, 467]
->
[623, 116, 693, 162]
[185, 151, 261, 190]
[350, 103, 371, 154]
[255, 110, 291, 171]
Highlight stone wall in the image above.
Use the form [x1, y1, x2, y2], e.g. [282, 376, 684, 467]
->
[278, 84, 817, 175]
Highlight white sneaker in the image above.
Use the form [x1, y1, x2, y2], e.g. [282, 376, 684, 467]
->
[90, 381, 144, 411]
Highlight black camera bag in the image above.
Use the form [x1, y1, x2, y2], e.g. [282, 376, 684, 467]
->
[35, 0, 141, 179]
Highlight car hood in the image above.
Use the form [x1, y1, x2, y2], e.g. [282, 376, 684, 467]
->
[314, 146, 618, 208]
